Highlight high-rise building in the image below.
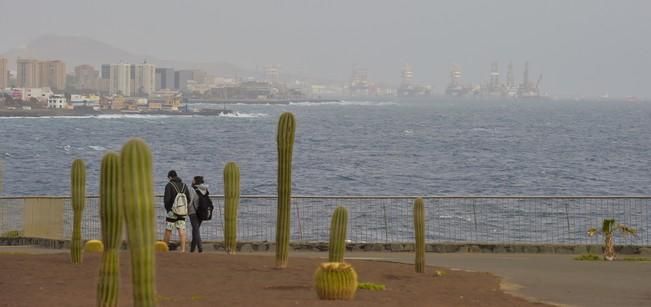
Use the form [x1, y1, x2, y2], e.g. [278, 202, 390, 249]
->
[39, 60, 67, 91]
[109, 64, 131, 95]
[264, 65, 280, 83]
[74, 64, 99, 91]
[0, 58, 7, 89]
[174, 70, 194, 91]
[98, 64, 112, 93]
[17, 59, 40, 88]
[131, 63, 156, 96]
[100, 64, 111, 80]
[155, 68, 175, 90]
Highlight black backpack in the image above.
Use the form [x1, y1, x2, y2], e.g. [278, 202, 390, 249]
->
[195, 188, 214, 221]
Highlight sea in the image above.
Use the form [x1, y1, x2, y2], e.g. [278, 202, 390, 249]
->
[1, 98, 650, 197]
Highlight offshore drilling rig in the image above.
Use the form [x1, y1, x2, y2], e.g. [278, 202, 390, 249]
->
[447, 61, 545, 99]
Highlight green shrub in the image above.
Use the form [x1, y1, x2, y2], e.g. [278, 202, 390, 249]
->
[357, 282, 385, 291]
[574, 254, 601, 261]
[1, 230, 22, 238]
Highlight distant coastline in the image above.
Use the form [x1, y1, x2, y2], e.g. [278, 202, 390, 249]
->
[0, 108, 232, 117]
[187, 98, 343, 105]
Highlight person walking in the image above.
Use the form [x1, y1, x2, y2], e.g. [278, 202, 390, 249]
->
[189, 176, 210, 253]
[163, 170, 191, 252]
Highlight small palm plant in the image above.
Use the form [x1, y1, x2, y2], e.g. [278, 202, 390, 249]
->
[588, 219, 636, 261]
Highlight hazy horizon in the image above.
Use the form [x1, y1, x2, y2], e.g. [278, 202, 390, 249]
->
[1, 0, 650, 97]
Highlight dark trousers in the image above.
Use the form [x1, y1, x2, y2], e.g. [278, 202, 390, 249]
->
[189, 214, 203, 252]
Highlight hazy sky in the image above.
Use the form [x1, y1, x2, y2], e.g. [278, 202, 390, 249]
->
[1, 0, 650, 97]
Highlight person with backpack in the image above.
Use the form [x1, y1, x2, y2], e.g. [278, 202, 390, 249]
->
[163, 170, 191, 252]
[188, 175, 213, 253]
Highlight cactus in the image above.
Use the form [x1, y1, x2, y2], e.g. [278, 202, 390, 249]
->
[154, 241, 169, 253]
[121, 139, 156, 307]
[328, 207, 348, 262]
[413, 197, 425, 273]
[314, 262, 358, 300]
[275, 112, 295, 268]
[85, 240, 104, 253]
[223, 161, 240, 255]
[70, 159, 86, 264]
[97, 152, 123, 307]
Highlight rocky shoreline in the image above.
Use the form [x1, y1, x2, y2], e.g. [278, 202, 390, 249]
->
[0, 108, 233, 117]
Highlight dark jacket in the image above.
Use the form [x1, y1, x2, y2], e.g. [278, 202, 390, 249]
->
[188, 184, 209, 216]
[164, 177, 191, 213]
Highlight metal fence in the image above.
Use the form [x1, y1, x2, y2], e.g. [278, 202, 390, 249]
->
[1, 195, 650, 245]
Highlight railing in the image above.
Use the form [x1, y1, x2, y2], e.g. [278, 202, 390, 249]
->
[1, 195, 650, 245]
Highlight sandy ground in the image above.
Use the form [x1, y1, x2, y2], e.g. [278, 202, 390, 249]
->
[0, 252, 550, 307]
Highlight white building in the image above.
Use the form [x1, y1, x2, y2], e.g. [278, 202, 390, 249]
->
[109, 64, 131, 96]
[132, 64, 156, 96]
[47, 95, 68, 109]
[69, 95, 100, 109]
[7, 87, 54, 102]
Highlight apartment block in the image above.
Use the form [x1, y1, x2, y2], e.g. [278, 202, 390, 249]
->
[109, 64, 131, 95]
[17, 59, 40, 88]
[0, 58, 7, 89]
[39, 60, 66, 91]
[74, 64, 99, 91]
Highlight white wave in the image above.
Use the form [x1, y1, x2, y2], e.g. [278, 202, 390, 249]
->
[470, 127, 495, 133]
[88, 145, 106, 151]
[95, 114, 178, 119]
[438, 215, 472, 222]
[289, 100, 398, 107]
[219, 112, 268, 118]
[24, 116, 95, 119]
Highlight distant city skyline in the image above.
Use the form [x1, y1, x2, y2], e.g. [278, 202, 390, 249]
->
[1, 0, 650, 97]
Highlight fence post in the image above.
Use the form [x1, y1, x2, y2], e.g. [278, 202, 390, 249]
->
[295, 201, 303, 240]
[472, 199, 478, 241]
[564, 203, 571, 242]
[382, 202, 389, 243]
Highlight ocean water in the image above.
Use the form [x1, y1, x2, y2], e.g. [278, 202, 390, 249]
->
[1, 98, 651, 197]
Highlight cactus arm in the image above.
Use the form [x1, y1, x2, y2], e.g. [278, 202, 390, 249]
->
[275, 112, 295, 268]
[223, 161, 240, 254]
[97, 152, 122, 307]
[121, 139, 156, 307]
[328, 207, 348, 262]
[70, 159, 86, 264]
[414, 197, 425, 273]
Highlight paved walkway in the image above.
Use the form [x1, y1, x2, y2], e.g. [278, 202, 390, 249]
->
[293, 251, 651, 307]
[3, 246, 649, 306]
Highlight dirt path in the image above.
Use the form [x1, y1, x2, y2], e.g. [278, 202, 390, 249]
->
[0, 252, 549, 307]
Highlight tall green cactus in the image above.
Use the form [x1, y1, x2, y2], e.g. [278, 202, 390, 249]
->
[70, 159, 86, 264]
[121, 139, 156, 307]
[223, 161, 240, 255]
[97, 152, 123, 307]
[413, 197, 425, 273]
[328, 207, 348, 262]
[275, 112, 295, 268]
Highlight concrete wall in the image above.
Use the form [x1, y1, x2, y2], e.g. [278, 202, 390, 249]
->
[1, 238, 650, 255]
[22, 198, 64, 239]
